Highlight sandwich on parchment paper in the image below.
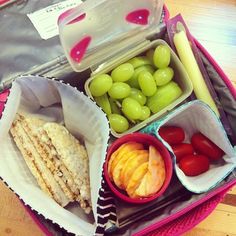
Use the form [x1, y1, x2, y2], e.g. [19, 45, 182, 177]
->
[10, 113, 92, 214]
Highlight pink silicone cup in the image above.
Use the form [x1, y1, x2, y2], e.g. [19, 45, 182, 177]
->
[104, 132, 173, 204]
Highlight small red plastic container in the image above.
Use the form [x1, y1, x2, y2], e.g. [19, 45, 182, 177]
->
[104, 132, 173, 204]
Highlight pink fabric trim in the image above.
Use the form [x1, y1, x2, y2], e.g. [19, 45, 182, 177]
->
[133, 179, 236, 236]
[194, 39, 236, 99]
[173, 200, 219, 236]
[149, 190, 227, 236]
[22, 202, 53, 236]
[175, 195, 224, 236]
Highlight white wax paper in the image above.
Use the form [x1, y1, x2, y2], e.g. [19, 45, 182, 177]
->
[0, 76, 110, 235]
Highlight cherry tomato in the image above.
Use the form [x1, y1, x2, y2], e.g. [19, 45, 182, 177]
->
[191, 133, 224, 161]
[179, 154, 210, 176]
[159, 126, 185, 145]
[171, 143, 194, 162]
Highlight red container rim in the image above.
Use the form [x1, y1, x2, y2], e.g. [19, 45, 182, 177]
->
[104, 132, 173, 204]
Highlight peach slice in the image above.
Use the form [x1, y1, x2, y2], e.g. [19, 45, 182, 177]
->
[108, 142, 144, 180]
[112, 150, 148, 189]
[120, 150, 149, 189]
[135, 145, 166, 198]
[126, 162, 149, 198]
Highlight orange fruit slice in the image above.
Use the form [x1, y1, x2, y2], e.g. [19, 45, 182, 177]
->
[126, 162, 149, 198]
[108, 142, 144, 180]
[120, 150, 148, 189]
[135, 145, 166, 198]
[112, 150, 146, 189]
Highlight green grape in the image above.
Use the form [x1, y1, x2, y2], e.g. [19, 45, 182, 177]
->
[153, 45, 171, 69]
[108, 82, 131, 99]
[109, 97, 121, 114]
[94, 93, 112, 115]
[147, 81, 182, 113]
[154, 67, 174, 86]
[111, 63, 134, 82]
[89, 74, 113, 97]
[138, 71, 157, 97]
[128, 65, 155, 89]
[109, 114, 129, 133]
[142, 65, 155, 74]
[139, 106, 151, 121]
[146, 49, 154, 64]
[122, 97, 142, 120]
[128, 88, 147, 106]
[127, 56, 152, 68]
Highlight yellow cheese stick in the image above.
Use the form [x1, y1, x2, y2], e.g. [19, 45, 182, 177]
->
[173, 31, 220, 117]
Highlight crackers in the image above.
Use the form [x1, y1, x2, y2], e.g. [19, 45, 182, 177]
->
[10, 114, 91, 213]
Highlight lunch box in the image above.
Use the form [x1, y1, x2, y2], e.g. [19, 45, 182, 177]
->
[0, 0, 236, 235]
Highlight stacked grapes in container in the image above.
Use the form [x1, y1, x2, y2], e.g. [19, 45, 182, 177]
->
[89, 45, 182, 134]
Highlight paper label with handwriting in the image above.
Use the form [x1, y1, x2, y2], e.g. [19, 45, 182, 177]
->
[27, 0, 82, 40]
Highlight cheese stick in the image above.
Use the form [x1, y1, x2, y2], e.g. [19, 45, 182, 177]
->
[173, 31, 220, 117]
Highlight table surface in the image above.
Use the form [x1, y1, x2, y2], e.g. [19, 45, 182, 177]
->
[0, 0, 236, 235]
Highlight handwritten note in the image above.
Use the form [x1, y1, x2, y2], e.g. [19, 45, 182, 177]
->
[27, 0, 82, 40]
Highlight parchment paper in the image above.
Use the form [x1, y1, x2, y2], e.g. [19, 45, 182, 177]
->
[0, 75, 110, 235]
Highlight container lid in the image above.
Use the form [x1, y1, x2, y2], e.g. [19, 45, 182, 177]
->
[58, 0, 164, 72]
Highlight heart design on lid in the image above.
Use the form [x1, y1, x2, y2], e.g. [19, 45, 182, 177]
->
[126, 9, 150, 25]
[70, 36, 92, 63]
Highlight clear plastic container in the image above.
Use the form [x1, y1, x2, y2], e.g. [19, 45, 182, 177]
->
[58, 0, 193, 137]
[85, 39, 193, 137]
[58, 0, 164, 72]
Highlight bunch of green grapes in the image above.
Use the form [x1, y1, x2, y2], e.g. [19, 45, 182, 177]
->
[89, 44, 182, 133]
